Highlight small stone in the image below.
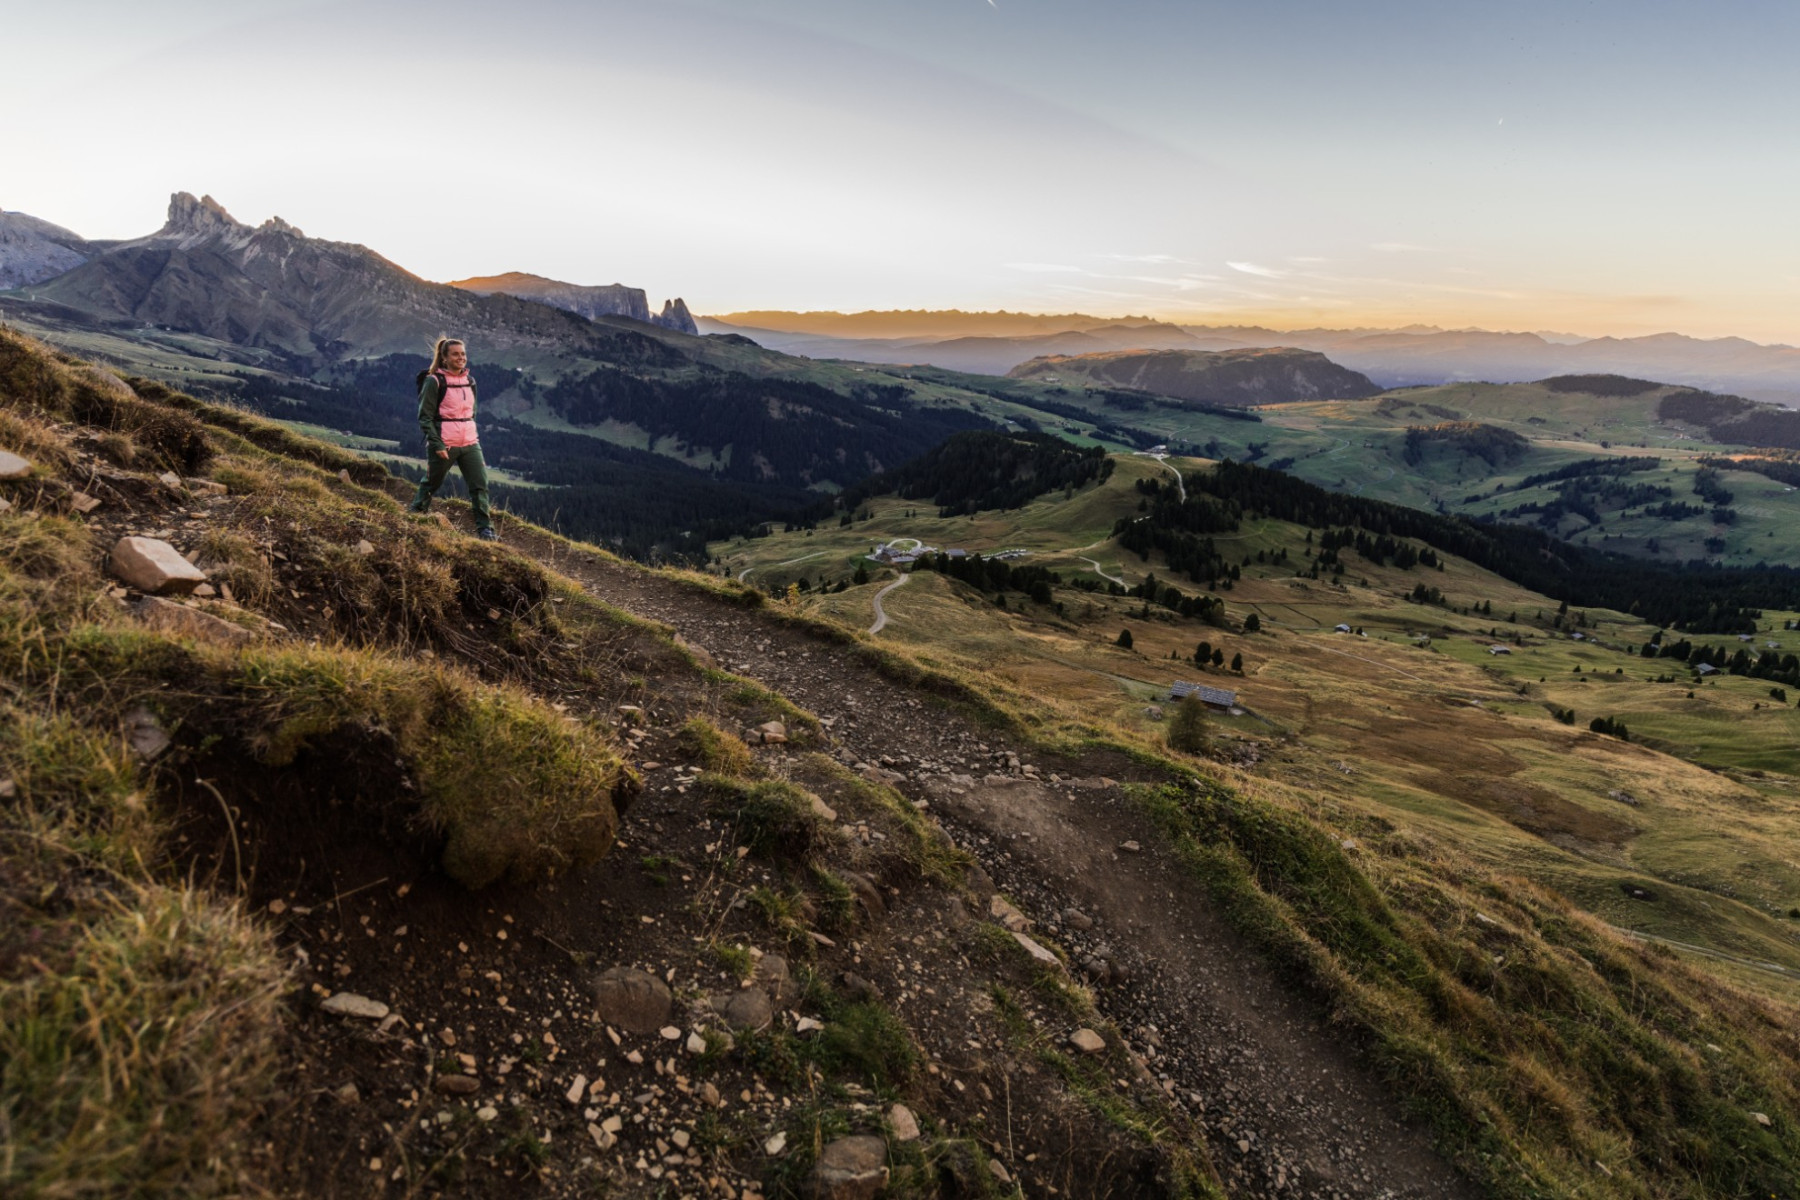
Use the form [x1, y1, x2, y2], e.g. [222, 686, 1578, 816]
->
[795, 1017, 824, 1034]
[671, 1129, 690, 1149]
[764, 1131, 788, 1156]
[1752, 1111, 1773, 1127]
[659, 1025, 682, 1040]
[475, 1106, 498, 1122]
[1063, 907, 1094, 931]
[108, 536, 207, 595]
[123, 705, 171, 761]
[267, 898, 287, 915]
[754, 954, 793, 1001]
[566, 1074, 589, 1103]
[1237, 1139, 1251, 1155]
[334, 1082, 360, 1105]
[191, 582, 216, 598]
[757, 720, 787, 741]
[1120, 840, 1142, 854]
[0, 450, 32, 479]
[338, 468, 352, 483]
[602, 1114, 624, 1134]
[987, 1159, 1012, 1186]
[687, 1031, 708, 1054]
[70, 491, 102, 514]
[355, 539, 375, 556]
[700, 1082, 721, 1107]
[888, 1103, 920, 1142]
[321, 993, 389, 1020]
[1069, 1028, 1106, 1054]
[588, 1122, 616, 1151]
[810, 795, 838, 821]
[434, 1075, 479, 1095]
[1011, 931, 1059, 968]
[369, 1157, 383, 1173]
[438, 1027, 456, 1047]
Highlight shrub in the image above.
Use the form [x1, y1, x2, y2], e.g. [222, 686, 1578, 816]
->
[1116, 628, 1133, 649]
[1166, 696, 1209, 754]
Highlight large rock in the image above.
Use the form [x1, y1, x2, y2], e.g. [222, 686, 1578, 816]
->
[0, 449, 33, 479]
[888, 1103, 920, 1142]
[133, 596, 255, 647]
[713, 986, 774, 1032]
[109, 536, 206, 595]
[753, 954, 793, 1002]
[591, 966, 674, 1034]
[808, 1135, 888, 1200]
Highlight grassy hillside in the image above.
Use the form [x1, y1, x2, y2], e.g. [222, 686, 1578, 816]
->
[715, 455, 1800, 995]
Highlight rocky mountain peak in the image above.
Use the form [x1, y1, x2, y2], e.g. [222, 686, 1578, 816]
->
[161, 192, 245, 238]
[654, 297, 697, 335]
[258, 215, 305, 238]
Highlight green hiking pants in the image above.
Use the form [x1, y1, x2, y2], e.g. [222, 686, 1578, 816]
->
[411, 443, 492, 530]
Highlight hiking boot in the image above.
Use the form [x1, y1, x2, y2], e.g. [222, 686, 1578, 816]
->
[476, 527, 499, 542]
[408, 502, 429, 514]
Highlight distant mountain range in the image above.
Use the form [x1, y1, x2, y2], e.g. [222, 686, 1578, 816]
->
[703, 311, 1800, 406]
[1009, 347, 1380, 407]
[0, 194, 697, 369]
[450, 271, 695, 334]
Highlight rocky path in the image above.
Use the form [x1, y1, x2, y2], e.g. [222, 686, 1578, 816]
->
[519, 536, 1478, 1200]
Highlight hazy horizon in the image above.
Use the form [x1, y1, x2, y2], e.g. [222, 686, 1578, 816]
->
[4, 0, 1796, 343]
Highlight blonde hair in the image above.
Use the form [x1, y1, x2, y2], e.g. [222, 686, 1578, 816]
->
[428, 337, 466, 372]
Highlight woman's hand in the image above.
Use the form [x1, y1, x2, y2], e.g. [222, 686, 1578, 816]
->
[436, 449, 449, 460]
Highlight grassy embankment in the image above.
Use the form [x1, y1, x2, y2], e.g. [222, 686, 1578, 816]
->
[0, 332, 637, 1193]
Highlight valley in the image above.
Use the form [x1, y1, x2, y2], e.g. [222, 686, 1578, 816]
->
[714, 451, 1800, 998]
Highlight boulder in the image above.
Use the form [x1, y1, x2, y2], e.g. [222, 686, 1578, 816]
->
[808, 1135, 888, 1200]
[133, 596, 255, 647]
[591, 966, 674, 1034]
[108, 536, 207, 595]
[713, 986, 774, 1032]
[758, 720, 788, 743]
[0, 449, 33, 479]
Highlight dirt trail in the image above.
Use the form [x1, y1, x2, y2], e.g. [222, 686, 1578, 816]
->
[868, 570, 910, 634]
[521, 534, 1477, 1200]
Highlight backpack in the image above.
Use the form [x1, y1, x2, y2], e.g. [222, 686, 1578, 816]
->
[415, 369, 477, 409]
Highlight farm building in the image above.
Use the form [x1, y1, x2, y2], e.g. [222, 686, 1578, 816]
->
[1487, 644, 1512, 655]
[1169, 681, 1238, 710]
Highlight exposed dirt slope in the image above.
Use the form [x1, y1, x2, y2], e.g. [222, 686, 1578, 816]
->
[513, 529, 1477, 1200]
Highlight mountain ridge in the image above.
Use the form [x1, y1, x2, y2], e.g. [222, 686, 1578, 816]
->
[1009, 346, 1381, 407]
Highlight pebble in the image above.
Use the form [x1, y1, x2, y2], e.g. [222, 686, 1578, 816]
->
[1069, 1028, 1106, 1054]
[476, 1106, 498, 1122]
[764, 1131, 788, 1156]
[320, 992, 389, 1020]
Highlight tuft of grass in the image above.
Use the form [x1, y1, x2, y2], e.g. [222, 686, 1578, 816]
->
[747, 885, 811, 944]
[711, 941, 755, 981]
[679, 715, 754, 777]
[701, 775, 826, 863]
[0, 883, 287, 1196]
[810, 865, 859, 932]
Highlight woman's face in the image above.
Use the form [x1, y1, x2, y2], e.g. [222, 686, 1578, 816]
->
[445, 342, 468, 371]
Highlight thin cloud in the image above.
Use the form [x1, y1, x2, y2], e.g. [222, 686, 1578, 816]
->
[1005, 262, 1086, 273]
[1227, 261, 1284, 278]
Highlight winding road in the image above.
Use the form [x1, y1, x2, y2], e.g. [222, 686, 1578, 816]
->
[867, 570, 911, 634]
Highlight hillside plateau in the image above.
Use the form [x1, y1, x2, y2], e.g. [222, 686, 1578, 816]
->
[9, 333, 1800, 1200]
[706, 311, 1800, 405]
[451, 272, 697, 335]
[1008, 348, 1380, 407]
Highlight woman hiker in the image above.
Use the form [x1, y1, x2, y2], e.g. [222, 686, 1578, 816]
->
[410, 337, 498, 540]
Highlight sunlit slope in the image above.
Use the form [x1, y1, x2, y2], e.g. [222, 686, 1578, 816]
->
[715, 458, 1800, 997]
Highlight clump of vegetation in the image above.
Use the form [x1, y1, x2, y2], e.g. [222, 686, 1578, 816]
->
[700, 775, 826, 862]
[1165, 696, 1209, 754]
[678, 715, 753, 776]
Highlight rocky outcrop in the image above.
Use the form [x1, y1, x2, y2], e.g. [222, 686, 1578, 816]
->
[1010, 346, 1381, 407]
[652, 297, 697, 335]
[450, 271, 652, 323]
[451, 273, 697, 335]
[0, 210, 91, 290]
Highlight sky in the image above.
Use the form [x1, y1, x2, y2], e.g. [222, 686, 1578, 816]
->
[3, 0, 1797, 342]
